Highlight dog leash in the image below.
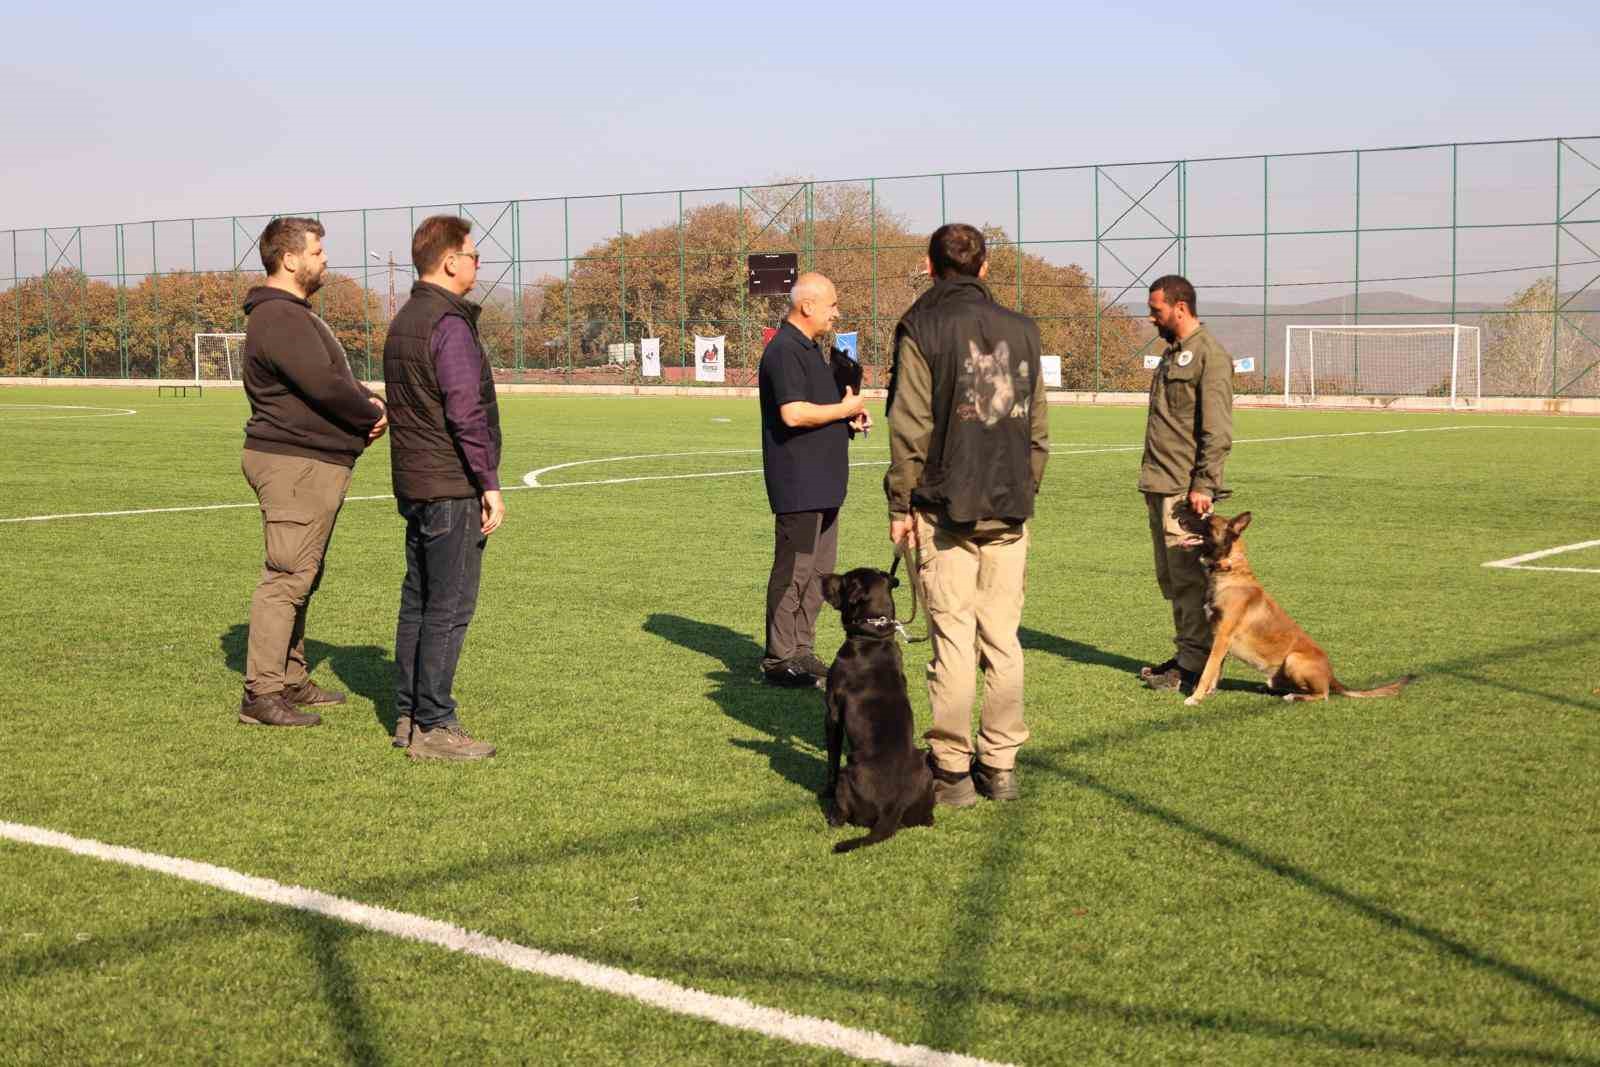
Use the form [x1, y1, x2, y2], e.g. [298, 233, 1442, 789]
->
[888, 538, 928, 643]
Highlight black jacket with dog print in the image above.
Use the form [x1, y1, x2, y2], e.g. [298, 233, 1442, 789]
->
[885, 275, 1048, 530]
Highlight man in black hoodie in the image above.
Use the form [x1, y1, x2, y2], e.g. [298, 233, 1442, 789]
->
[884, 224, 1049, 805]
[239, 217, 386, 728]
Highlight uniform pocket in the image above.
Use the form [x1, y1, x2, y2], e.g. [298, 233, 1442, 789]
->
[261, 508, 317, 575]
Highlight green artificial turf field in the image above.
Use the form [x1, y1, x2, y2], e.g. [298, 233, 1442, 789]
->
[1, 386, 1597, 1066]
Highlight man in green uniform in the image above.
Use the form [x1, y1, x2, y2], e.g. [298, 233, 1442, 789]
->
[1137, 274, 1234, 693]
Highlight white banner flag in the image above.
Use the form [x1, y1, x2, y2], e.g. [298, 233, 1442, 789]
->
[1040, 354, 1062, 388]
[640, 337, 661, 378]
[694, 334, 726, 383]
[1233, 356, 1255, 373]
[1143, 354, 1162, 370]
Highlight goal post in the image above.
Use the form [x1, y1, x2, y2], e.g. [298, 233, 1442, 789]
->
[193, 333, 247, 383]
[1282, 324, 1481, 404]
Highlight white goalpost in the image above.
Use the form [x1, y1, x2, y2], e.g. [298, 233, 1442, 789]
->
[1282, 324, 1481, 405]
[193, 333, 247, 383]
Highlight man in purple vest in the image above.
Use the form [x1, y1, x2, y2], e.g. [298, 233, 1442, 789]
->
[382, 216, 504, 761]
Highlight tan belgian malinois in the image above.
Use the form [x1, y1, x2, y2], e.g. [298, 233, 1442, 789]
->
[1177, 510, 1412, 706]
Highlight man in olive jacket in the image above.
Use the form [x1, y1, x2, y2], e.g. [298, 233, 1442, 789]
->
[239, 216, 386, 728]
[1138, 274, 1234, 693]
[884, 223, 1049, 806]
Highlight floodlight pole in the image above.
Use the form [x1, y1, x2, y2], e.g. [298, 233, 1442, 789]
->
[372, 251, 396, 321]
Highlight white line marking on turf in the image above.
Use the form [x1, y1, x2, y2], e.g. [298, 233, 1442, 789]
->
[1482, 539, 1600, 575]
[0, 425, 1533, 523]
[0, 403, 137, 419]
[0, 821, 1008, 1067]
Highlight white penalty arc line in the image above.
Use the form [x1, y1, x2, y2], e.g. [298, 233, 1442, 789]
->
[1482, 539, 1600, 574]
[0, 821, 1009, 1067]
[0, 425, 1518, 524]
[0, 403, 138, 419]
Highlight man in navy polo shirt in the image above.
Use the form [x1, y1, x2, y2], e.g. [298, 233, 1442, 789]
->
[757, 272, 868, 687]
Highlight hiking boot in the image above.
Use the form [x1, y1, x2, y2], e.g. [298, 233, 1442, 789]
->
[929, 757, 979, 809]
[392, 713, 413, 749]
[973, 762, 1020, 802]
[1143, 663, 1199, 692]
[239, 691, 321, 728]
[795, 653, 831, 684]
[282, 678, 346, 707]
[1138, 657, 1179, 681]
[407, 722, 496, 762]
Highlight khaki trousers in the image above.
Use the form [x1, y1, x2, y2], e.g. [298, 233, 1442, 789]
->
[1144, 492, 1212, 673]
[914, 512, 1031, 773]
[242, 450, 354, 696]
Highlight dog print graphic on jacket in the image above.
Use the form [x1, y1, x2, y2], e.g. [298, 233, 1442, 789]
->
[958, 339, 1031, 426]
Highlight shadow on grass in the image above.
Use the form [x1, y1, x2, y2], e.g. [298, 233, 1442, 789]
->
[1026, 748, 1600, 1028]
[641, 613, 824, 794]
[299, 915, 387, 1067]
[1020, 626, 1265, 694]
[220, 623, 398, 738]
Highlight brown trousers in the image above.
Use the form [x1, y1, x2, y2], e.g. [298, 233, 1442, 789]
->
[914, 512, 1031, 773]
[1145, 491, 1212, 673]
[242, 450, 354, 696]
[763, 509, 839, 670]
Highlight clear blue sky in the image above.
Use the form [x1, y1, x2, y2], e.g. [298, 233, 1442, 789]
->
[2, 0, 1596, 230]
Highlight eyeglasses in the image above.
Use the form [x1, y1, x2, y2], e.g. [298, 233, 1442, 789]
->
[450, 250, 481, 264]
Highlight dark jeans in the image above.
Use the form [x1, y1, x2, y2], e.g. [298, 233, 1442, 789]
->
[395, 496, 485, 728]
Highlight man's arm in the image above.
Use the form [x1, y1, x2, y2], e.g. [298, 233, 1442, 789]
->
[263, 306, 380, 433]
[1190, 344, 1234, 504]
[1029, 331, 1050, 493]
[778, 391, 864, 429]
[885, 334, 934, 544]
[433, 316, 500, 494]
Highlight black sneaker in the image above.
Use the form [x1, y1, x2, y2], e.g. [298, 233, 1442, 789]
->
[762, 664, 817, 689]
[1144, 664, 1200, 692]
[795, 653, 830, 683]
[1138, 657, 1180, 681]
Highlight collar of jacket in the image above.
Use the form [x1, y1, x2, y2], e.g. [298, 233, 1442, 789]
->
[908, 273, 993, 315]
[410, 280, 482, 326]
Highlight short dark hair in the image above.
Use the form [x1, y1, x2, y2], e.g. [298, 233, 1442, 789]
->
[928, 223, 986, 278]
[259, 217, 325, 275]
[413, 215, 473, 275]
[1149, 274, 1197, 316]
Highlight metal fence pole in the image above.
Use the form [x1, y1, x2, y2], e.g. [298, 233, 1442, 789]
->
[563, 198, 572, 374]
[619, 194, 628, 362]
[678, 190, 686, 371]
[1262, 155, 1270, 389]
[1553, 138, 1563, 396]
[1093, 167, 1101, 391]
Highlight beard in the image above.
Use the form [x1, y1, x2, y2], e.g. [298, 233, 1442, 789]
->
[1155, 322, 1176, 343]
[296, 262, 326, 297]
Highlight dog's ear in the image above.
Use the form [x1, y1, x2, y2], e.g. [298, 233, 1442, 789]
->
[820, 574, 844, 609]
[1229, 512, 1252, 535]
[888, 573, 900, 589]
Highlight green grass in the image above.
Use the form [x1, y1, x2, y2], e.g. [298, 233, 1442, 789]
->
[2, 386, 1598, 1066]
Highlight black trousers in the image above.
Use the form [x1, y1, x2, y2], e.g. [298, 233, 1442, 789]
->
[394, 496, 485, 728]
[762, 509, 839, 670]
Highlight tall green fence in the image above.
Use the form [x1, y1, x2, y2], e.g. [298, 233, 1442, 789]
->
[3, 135, 1598, 396]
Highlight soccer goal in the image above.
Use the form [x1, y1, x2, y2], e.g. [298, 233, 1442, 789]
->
[193, 332, 247, 383]
[1282, 324, 1481, 404]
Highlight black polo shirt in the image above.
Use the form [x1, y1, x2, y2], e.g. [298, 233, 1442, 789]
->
[757, 321, 849, 514]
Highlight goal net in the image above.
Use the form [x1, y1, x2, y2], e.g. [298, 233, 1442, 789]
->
[194, 333, 247, 382]
[1282, 324, 1481, 403]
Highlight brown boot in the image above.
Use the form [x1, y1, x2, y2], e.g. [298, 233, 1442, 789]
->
[407, 722, 495, 762]
[282, 679, 346, 707]
[239, 691, 321, 727]
[392, 713, 413, 749]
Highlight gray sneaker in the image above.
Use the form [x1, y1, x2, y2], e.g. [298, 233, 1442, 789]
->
[407, 722, 496, 762]
[973, 762, 1020, 802]
[238, 691, 321, 728]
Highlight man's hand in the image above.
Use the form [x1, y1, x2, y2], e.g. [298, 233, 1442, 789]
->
[850, 409, 873, 435]
[367, 396, 388, 443]
[480, 489, 505, 535]
[1187, 489, 1213, 516]
[889, 513, 915, 548]
[839, 386, 866, 421]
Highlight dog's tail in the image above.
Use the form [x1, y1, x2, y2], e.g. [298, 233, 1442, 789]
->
[1332, 675, 1415, 698]
[833, 805, 906, 854]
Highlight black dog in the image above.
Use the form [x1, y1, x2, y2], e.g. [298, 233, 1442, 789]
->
[819, 568, 935, 853]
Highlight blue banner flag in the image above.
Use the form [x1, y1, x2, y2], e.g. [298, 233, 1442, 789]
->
[834, 331, 859, 362]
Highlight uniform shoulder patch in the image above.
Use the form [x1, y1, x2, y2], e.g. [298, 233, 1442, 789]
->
[1176, 350, 1194, 367]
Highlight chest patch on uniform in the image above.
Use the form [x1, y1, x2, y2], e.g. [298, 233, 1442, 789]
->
[1176, 350, 1194, 367]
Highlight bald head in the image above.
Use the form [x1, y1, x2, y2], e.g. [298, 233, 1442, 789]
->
[787, 272, 840, 339]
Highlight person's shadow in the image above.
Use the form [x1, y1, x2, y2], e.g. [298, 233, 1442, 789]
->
[1020, 626, 1266, 694]
[220, 624, 398, 738]
[642, 613, 826, 795]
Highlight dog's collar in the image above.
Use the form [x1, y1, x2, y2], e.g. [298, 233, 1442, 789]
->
[847, 615, 904, 640]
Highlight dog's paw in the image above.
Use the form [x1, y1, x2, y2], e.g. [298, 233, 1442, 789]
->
[1184, 694, 1202, 707]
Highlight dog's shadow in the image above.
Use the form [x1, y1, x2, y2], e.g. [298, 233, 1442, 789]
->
[1019, 627, 1265, 694]
[220, 623, 398, 737]
[642, 614, 824, 794]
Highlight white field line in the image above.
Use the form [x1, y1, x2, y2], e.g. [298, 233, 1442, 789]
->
[0, 820, 1009, 1067]
[0, 424, 1515, 525]
[0, 403, 137, 419]
[1482, 539, 1600, 575]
